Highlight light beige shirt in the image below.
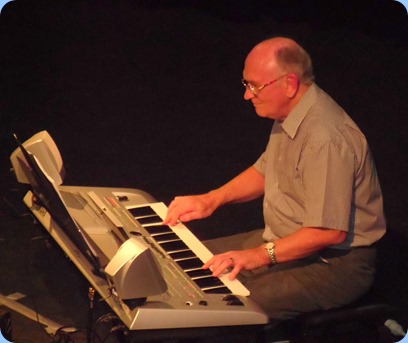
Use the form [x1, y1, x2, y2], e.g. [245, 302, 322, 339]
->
[254, 83, 386, 248]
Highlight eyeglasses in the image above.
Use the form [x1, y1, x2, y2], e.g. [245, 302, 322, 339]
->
[242, 74, 288, 96]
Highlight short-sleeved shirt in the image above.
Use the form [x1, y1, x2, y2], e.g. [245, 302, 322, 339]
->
[253, 83, 386, 248]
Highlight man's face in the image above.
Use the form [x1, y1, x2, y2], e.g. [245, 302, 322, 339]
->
[242, 56, 290, 121]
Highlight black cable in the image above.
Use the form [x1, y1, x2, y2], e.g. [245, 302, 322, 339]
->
[100, 323, 127, 343]
[87, 287, 96, 343]
[92, 312, 126, 343]
[53, 326, 88, 343]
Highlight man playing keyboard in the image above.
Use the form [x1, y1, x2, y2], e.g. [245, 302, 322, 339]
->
[164, 36, 386, 321]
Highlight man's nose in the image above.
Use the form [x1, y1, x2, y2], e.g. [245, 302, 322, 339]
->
[243, 87, 254, 101]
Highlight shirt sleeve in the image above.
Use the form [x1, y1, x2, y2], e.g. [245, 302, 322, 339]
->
[301, 140, 355, 231]
[253, 151, 266, 176]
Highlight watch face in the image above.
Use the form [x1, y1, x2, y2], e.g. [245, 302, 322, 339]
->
[266, 242, 275, 249]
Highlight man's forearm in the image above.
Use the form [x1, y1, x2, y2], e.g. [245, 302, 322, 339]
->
[273, 227, 347, 263]
[164, 166, 264, 225]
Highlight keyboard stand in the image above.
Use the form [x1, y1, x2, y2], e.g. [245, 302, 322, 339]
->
[0, 292, 63, 335]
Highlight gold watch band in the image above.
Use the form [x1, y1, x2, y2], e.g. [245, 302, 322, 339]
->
[265, 242, 277, 265]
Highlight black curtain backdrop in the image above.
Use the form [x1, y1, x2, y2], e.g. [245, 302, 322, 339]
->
[1, 0, 407, 239]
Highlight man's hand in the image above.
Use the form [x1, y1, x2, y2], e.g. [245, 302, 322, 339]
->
[163, 167, 265, 226]
[163, 193, 218, 226]
[203, 246, 269, 280]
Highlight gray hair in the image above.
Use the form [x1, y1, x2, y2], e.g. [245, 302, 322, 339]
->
[275, 44, 315, 85]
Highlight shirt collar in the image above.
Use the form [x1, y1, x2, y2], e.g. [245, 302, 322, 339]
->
[281, 83, 320, 139]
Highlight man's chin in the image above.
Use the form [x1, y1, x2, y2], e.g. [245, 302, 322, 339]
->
[254, 109, 269, 118]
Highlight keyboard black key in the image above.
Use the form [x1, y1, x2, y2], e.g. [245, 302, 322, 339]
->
[176, 258, 203, 270]
[204, 287, 231, 294]
[186, 269, 213, 278]
[159, 240, 189, 252]
[194, 277, 224, 289]
[128, 206, 156, 217]
[137, 215, 162, 225]
[170, 250, 197, 260]
[153, 233, 179, 242]
[144, 225, 173, 235]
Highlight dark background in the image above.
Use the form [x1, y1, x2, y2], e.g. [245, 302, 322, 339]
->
[1, 0, 407, 341]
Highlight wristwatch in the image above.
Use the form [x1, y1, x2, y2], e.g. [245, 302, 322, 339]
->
[265, 241, 277, 265]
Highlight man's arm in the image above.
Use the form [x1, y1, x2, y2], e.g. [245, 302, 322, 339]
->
[204, 227, 347, 280]
[163, 166, 264, 226]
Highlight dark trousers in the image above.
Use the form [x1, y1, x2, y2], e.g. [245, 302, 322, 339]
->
[204, 229, 376, 321]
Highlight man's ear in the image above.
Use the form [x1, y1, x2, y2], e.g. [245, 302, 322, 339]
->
[285, 73, 300, 98]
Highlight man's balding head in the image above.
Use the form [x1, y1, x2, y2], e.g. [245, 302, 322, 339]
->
[246, 37, 314, 85]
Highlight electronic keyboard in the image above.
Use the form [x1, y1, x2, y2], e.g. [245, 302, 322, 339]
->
[24, 186, 268, 330]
